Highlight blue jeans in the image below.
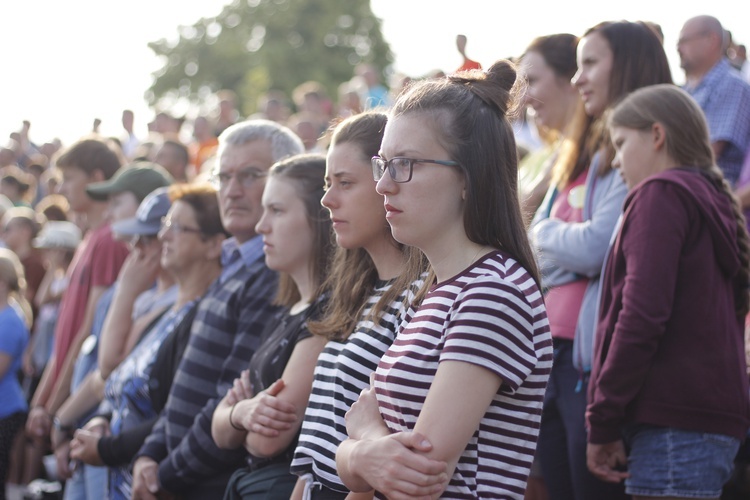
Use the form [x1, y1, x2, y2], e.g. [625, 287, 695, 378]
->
[63, 464, 107, 500]
[536, 339, 627, 500]
[623, 424, 739, 498]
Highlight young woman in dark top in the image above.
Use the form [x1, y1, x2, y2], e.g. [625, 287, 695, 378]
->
[211, 153, 334, 499]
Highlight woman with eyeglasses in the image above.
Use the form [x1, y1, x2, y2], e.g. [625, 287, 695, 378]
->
[333, 61, 552, 499]
[279, 111, 427, 500]
[68, 184, 228, 499]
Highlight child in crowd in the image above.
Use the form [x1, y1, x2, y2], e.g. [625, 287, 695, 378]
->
[587, 83, 750, 500]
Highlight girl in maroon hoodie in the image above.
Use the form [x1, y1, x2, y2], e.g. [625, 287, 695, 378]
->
[586, 83, 750, 500]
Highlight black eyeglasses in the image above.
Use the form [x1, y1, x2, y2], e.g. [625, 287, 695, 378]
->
[211, 167, 268, 190]
[159, 217, 204, 236]
[371, 156, 460, 183]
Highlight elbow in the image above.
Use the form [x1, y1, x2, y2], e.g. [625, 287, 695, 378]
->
[245, 435, 290, 459]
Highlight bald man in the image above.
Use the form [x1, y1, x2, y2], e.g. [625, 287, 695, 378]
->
[678, 15, 750, 185]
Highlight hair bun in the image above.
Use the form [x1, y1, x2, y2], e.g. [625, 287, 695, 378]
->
[450, 59, 520, 117]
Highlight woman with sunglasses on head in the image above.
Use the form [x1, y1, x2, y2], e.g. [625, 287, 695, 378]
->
[68, 184, 228, 499]
[335, 61, 552, 499]
[285, 111, 427, 500]
[209, 154, 334, 500]
[529, 21, 672, 500]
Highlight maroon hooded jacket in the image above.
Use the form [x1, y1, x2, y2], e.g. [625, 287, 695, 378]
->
[587, 167, 750, 444]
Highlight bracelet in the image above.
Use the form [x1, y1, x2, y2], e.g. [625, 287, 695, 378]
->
[228, 402, 244, 432]
[53, 416, 75, 434]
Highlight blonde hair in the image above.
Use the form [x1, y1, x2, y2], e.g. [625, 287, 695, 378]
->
[0, 248, 32, 326]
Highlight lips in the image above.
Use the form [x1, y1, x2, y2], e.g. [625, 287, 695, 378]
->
[384, 203, 402, 218]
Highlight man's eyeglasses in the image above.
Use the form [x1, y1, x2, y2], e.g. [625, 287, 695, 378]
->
[371, 156, 460, 183]
[211, 167, 268, 190]
[159, 217, 203, 236]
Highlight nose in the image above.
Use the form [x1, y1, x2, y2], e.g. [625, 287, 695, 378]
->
[255, 211, 270, 235]
[571, 68, 584, 88]
[222, 174, 245, 198]
[612, 154, 621, 170]
[320, 187, 336, 209]
[376, 171, 396, 196]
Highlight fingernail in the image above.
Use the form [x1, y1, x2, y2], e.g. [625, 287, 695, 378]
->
[421, 439, 430, 447]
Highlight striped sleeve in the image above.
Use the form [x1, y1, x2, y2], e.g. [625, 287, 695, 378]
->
[441, 266, 538, 392]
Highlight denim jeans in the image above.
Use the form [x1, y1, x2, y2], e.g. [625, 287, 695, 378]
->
[63, 464, 107, 500]
[623, 423, 740, 498]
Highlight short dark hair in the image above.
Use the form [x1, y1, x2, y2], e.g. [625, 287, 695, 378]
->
[168, 183, 228, 238]
[163, 139, 190, 167]
[55, 138, 122, 179]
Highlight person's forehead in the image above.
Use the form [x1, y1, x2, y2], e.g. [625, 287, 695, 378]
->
[219, 140, 274, 171]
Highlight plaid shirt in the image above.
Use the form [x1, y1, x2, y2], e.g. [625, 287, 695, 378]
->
[685, 58, 750, 186]
[138, 236, 279, 496]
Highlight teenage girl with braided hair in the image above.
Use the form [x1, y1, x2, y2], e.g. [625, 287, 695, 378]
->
[587, 83, 750, 500]
[335, 61, 553, 499]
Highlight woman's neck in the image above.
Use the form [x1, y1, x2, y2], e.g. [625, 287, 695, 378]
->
[420, 226, 492, 283]
[365, 238, 405, 281]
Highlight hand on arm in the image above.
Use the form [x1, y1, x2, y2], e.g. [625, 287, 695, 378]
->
[242, 335, 326, 458]
[336, 374, 448, 498]
[341, 361, 501, 498]
[70, 417, 110, 466]
[211, 369, 256, 449]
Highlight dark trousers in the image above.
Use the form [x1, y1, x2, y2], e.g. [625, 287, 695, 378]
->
[223, 462, 297, 500]
[0, 412, 26, 500]
[536, 340, 628, 500]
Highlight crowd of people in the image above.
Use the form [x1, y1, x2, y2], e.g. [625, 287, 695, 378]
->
[0, 13, 749, 500]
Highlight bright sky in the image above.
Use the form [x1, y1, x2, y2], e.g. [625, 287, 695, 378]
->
[2, 0, 748, 148]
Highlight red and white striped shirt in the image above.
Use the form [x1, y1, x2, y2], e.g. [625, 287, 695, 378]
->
[374, 250, 553, 499]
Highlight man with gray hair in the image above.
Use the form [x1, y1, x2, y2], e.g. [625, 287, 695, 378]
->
[132, 120, 304, 499]
[678, 15, 750, 185]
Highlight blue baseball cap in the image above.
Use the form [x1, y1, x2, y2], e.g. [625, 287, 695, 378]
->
[111, 187, 171, 236]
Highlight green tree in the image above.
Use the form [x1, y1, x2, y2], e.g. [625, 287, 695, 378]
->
[146, 0, 393, 116]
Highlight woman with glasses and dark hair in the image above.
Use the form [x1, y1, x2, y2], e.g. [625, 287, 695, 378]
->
[68, 183, 228, 499]
[334, 61, 552, 499]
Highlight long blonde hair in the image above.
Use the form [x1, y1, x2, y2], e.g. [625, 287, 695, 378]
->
[0, 248, 32, 327]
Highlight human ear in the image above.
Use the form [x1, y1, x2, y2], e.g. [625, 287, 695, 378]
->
[652, 123, 667, 151]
